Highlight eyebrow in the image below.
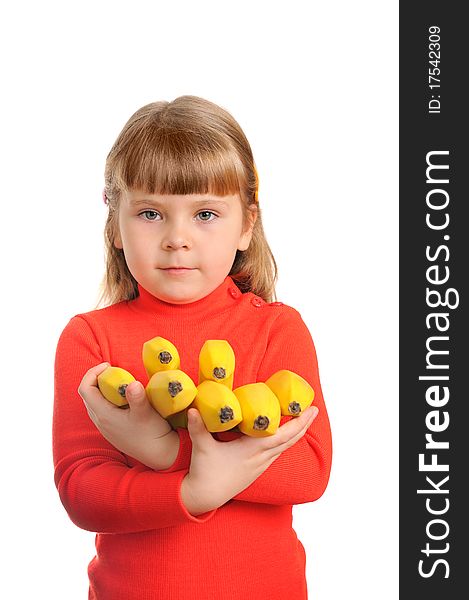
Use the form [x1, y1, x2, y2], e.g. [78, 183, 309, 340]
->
[129, 197, 231, 208]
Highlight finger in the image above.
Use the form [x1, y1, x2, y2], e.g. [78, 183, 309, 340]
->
[80, 385, 121, 421]
[78, 362, 110, 396]
[187, 408, 214, 448]
[83, 402, 98, 426]
[125, 380, 147, 408]
[233, 406, 318, 458]
[79, 365, 126, 418]
[273, 406, 319, 456]
[275, 407, 319, 453]
[263, 406, 319, 450]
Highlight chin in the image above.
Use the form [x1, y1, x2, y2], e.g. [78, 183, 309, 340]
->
[160, 288, 198, 303]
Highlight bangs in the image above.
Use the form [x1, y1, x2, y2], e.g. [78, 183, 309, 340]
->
[110, 127, 247, 198]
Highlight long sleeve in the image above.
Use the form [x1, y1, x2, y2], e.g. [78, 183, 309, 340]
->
[52, 316, 217, 534]
[167, 307, 333, 506]
[233, 307, 332, 505]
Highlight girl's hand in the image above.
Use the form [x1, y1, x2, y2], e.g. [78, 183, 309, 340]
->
[180, 405, 319, 515]
[78, 362, 180, 470]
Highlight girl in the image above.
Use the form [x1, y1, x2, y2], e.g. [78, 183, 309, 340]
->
[53, 95, 332, 599]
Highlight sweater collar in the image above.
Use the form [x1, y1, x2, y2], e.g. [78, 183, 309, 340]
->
[129, 275, 242, 320]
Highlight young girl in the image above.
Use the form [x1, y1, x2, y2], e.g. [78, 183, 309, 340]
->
[53, 95, 332, 600]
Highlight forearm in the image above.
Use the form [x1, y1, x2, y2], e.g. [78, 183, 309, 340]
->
[53, 316, 218, 533]
[54, 448, 218, 533]
[236, 306, 333, 505]
[233, 376, 332, 505]
[233, 421, 332, 505]
[140, 429, 181, 471]
[180, 474, 220, 516]
[172, 413, 332, 507]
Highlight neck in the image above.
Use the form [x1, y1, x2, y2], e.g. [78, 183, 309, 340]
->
[128, 275, 242, 320]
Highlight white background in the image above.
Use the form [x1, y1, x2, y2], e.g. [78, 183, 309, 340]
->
[0, 1, 398, 598]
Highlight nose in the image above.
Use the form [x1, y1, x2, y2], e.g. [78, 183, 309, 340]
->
[161, 220, 192, 250]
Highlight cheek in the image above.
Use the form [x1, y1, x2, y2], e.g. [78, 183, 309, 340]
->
[122, 220, 150, 245]
[201, 228, 237, 251]
[203, 232, 242, 264]
[118, 225, 146, 259]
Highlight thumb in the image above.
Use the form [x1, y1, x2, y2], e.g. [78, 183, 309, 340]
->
[187, 408, 212, 445]
[125, 381, 146, 406]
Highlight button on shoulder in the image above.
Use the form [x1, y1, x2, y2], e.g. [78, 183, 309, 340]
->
[228, 286, 241, 298]
[251, 296, 265, 307]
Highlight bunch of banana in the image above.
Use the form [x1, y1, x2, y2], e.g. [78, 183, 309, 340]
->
[97, 336, 197, 420]
[96, 336, 315, 437]
[194, 340, 315, 436]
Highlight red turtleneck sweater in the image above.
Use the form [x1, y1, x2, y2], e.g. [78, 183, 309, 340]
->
[53, 275, 332, 600]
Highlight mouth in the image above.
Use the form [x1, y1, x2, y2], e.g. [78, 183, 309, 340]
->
[162, 267, 194, 270]
[160, 267, 196, 275]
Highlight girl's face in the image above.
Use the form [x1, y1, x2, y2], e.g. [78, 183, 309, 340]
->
[114, 190, 257, 304]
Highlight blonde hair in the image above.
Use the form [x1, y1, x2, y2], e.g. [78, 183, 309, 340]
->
[95, 95, 278, 308]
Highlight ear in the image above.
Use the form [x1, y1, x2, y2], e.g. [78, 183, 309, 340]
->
[113, 228, 123, 250]
[238, 205, 258, 251]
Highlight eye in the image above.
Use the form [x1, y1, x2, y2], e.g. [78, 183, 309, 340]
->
[197, 210, 217, 222]
[139, 210, 160, 221]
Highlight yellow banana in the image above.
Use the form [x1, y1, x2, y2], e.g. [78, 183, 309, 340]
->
[198, 339, 235, 388]
[142, 336, 181, 379]
[193, 380, 242, 432]
[264, 369, 315, 416]
[97, 366, 136, 408]
[145, 369, 197, 418]
[233, 382, 281, 437]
